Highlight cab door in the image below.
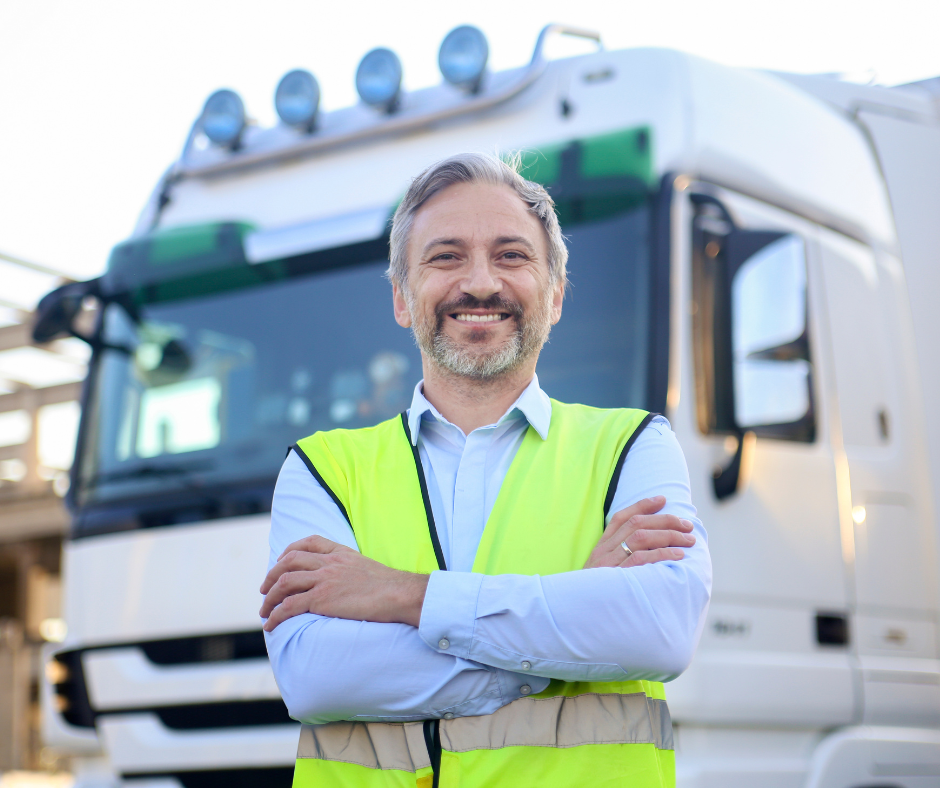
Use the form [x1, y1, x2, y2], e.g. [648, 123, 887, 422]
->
[665, 182, 856, 729]
[815, 226, 940, 727]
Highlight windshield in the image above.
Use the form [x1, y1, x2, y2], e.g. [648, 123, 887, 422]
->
[75, 202, 653, 532]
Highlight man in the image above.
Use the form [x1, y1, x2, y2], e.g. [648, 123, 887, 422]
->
[261, 152, 711, 788]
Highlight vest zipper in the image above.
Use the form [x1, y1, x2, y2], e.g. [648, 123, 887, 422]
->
[423, 718, 442, 787]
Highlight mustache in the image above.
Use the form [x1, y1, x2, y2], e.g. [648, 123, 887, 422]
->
[435, 294, 524, 322]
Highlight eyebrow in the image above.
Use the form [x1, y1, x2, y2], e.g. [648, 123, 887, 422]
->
[422, 237, 464, 255]
[421, 235, 537, 256]
[494, 236, 537, 254]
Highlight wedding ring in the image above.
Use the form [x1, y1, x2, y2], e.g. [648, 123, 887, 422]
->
[620, 540, 633, 558]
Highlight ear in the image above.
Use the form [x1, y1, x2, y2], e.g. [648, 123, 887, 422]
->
[550, 278, 565, 325]
[392, 282, 412, 328]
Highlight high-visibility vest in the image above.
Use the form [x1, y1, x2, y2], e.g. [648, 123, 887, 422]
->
[290, 401, 672, 788]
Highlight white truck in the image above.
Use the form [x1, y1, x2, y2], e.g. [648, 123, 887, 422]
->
[35, 23, 940, 788]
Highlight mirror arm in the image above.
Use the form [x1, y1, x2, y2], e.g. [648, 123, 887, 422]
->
[76, 331, 134, 356]
[713, 430, 756, 500]
[65, 323, 100, 349]
[33, 279, 136, 355]
[745, 333, 810, 363]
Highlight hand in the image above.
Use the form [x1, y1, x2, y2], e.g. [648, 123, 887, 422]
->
[259, 535, 429, 632]
[584, 496, 696, 569]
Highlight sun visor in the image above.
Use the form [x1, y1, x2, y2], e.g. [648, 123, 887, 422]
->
[244, 206, 391, 265]
[101, 222, 255, 296]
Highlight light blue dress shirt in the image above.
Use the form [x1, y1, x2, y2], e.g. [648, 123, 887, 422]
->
[264, 376, 711, 725]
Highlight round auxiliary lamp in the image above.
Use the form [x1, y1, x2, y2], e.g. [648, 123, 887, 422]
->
[438, 25, 489, 93]
[275, 69, 321, 131]
[356, 47, 403, 113]
[200, 89, 246, 149]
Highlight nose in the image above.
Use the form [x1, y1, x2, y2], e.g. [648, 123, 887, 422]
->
[461, 253, 501, 301]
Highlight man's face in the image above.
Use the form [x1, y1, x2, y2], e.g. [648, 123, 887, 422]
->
[392, 181, 564, 381]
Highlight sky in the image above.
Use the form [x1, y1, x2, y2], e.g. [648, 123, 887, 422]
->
[1, 0, 939, 293]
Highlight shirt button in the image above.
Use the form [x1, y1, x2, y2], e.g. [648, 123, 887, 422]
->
[521, 661, 531, 671]
[443, 712, 455, 720]
[520, 684, 532, 695]
[438, 638, 450, 650]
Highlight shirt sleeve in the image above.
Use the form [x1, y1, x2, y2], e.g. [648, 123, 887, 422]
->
[263, 450, 545, 724]
[417, 416, 712, 683]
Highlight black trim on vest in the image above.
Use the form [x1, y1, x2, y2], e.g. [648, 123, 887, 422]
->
[287, 445, 352, 528]
[404, 415, 444, 787]
[423, 718, 442, 788]
[400, 414, 448, 572]
[603, 412, 658, 524]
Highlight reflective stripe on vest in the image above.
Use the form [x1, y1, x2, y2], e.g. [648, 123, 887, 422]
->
[291, 402, 672, 788]
[298, 721, 432, 771]
[296, 692, 672, 761]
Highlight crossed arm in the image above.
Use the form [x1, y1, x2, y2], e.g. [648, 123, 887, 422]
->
[260, 495, 691, 630]
[261, 421, 712, 724]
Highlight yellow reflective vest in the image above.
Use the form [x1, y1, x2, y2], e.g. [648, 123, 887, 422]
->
[290, 401, 672, 788]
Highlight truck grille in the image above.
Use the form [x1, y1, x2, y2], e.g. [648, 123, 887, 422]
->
[126, 767, 293, 788]
[140, 630, 269, 664]
[51, 630, 289, 729]
[154, 700, 292, 729]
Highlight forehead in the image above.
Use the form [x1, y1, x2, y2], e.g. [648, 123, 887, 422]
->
[409, 181, 545, 247]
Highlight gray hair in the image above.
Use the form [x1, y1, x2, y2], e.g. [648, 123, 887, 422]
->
[388, 151, 568, 291]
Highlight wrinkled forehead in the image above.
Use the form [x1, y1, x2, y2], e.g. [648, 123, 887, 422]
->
[409, 181, 547, 253]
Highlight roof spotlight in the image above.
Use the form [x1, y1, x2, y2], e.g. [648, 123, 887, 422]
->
[438, 25, 489, 92]
[201, 89, 246, 149]
[275, 69, 321, 131]
[355, 48, 403, 112]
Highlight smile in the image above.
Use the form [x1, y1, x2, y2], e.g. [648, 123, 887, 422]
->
[452, 313, 510, 323]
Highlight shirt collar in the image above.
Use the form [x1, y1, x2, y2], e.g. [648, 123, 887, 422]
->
[407, 374, 552, 445]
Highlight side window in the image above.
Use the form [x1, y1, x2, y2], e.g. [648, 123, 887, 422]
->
[732, 235, 812, 431]
[691, 196, 815, 446]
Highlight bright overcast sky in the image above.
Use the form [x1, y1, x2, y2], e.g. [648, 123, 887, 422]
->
[1, 0, 938, 291]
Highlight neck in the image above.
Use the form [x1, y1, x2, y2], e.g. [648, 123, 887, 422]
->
[420, 360, 536, 435]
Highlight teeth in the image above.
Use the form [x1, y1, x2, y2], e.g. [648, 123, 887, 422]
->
[454, 313, 506, 323]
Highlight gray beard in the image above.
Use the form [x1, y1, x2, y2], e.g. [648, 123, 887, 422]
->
[408, 291, 553, 382]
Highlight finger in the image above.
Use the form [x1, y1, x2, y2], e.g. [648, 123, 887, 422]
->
[584, 545, 622, 569]
[607, 515, 693, 551]
[624, 529, 696, 553]
[263, 589, 315, 632]
[600, 515, 679, 559]
[606, 496, 666, 532]
[259, 570, 320, 618]
[621, 547, 685, 568]
[624, 515, 693, 534]
[277, 534, 352, 562]
[260, 550, 329, 593]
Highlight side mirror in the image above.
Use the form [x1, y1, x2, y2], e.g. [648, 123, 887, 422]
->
[691, 194, 816, 503]
[33, 279, 101, 345]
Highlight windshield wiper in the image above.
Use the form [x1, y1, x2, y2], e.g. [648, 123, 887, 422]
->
[88, 460, 216, 486]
